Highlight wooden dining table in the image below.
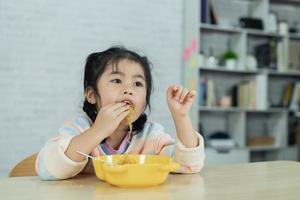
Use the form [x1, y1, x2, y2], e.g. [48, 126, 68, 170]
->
[1, 161, 300, 200]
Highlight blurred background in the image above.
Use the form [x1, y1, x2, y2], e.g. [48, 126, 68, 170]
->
[199, 0, 300, 166]
[1, 0, 300, 177]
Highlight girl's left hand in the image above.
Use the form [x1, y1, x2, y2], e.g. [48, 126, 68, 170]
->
[167, 84, 196, 117]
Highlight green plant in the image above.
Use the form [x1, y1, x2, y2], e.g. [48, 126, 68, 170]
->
[222, 50, 238, 60]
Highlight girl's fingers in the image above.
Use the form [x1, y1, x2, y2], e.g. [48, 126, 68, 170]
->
[167, 85, 173, 98]
[167, 84, 196, 103]
[172, 85, 178, 91]
[179, 88, 189, 103]
[115, 105, 130, 117]
[174, 86, 183, 100]
[167, 85, 176, 99]
[116, 109, 130, 121]
[187, 90, 196, 98]
[104, 102, 126, 112]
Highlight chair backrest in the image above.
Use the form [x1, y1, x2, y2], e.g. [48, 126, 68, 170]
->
[9, 153, 94, 177]
[9, 153, 38, 177]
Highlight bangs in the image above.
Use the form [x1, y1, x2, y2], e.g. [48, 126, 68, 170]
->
[108, 56, 142, 73]
[108, 56, 122, 72]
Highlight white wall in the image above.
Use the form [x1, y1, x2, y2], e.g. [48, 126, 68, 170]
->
[0, 0, 184, 177]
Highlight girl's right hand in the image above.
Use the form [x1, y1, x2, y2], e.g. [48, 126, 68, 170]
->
[91, 102, 130, 139]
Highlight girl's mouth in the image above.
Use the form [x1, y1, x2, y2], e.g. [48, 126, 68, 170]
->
[123, 100, 133, 106]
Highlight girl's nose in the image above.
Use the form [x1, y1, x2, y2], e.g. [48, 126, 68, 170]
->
[123, 90, 133, 95]
[122, 84, 133, 95]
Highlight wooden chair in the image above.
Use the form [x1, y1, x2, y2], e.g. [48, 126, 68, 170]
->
[9, 153, 93, 177]
[9, 153, 38, 177]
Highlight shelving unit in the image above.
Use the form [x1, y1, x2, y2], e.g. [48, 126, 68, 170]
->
[199, 66, 259, 74]
[289, 34, 300, 41]
[200, 23, 242, 33]
[197, 0, 300, 166]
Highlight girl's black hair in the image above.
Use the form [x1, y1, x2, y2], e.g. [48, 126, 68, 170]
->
[83, 46, 153, 133]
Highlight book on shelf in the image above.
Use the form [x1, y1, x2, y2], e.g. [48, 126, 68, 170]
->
[200, 76, 267, 109]
[231, 78, 263, 109]
[200, 0, 218, 24]
[209, 0, 218, 25]
[277, 40, 287, 72]
[288, 42, 300, 72]
[237, 80, 256, 109]
[199, 80, 207, 106]
[199, 78, 217, 107]
[282, 82, 294, 107]
[255, 74, 268, 110]
[201, 0, 209, 23]
[289, 82, 300, 111]
[206, 79, 217, 107]
[231, 85, 238, 107]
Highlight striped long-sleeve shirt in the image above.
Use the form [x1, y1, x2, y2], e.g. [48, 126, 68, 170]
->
[36, 113, 205, 180]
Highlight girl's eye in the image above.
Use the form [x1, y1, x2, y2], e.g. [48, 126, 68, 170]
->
[133, 81, 143, 87]
[111, 79, 122, 84]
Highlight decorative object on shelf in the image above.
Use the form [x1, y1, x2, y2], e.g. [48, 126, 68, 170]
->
[222, 39, 238, 70]
[278, 20, 288, 35]
[205, 48, 218, 68]
[246, 55, 257, 70]
[247, 120, 275, 148]
[239, 17, 264, 30]
[219, 95, 232, 108]
[207, 131, 235, 153]
[247, 136, 275, 147]
[254, 39, 277, 69]
[289, 21, 299, 34]
[199, 51, 205, 67]
[268, 12, 278, 33]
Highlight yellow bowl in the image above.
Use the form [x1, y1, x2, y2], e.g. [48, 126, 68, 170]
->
[92, 154, 180, 187]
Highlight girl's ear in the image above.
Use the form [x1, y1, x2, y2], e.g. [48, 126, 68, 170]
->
[85, 87, 97, 104]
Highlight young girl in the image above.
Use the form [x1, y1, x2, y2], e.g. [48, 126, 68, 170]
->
[36, 46, 205, 180]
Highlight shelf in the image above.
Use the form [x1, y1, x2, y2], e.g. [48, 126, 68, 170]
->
[200, 23, 284, 38]
[200, 23, 242, 34]
[199, 107, 290, 113]
[199, 67, 300, 77]
[245, 29, 284, 39]
[268, 70, 300, 77]
[248, 145, 280, 151]
[199, 66, 259, 74]
[199, 106, 242, 112]
[207, 146, 280, 152]
[289, 33, 300, 41]
[247, 108, 289, 113]
[271, 0, 300, 6]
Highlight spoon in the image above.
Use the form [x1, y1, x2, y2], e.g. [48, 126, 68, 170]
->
[76, 151, 116, 166]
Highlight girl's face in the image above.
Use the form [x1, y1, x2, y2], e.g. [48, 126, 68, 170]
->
[96, 59, 147, 123]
